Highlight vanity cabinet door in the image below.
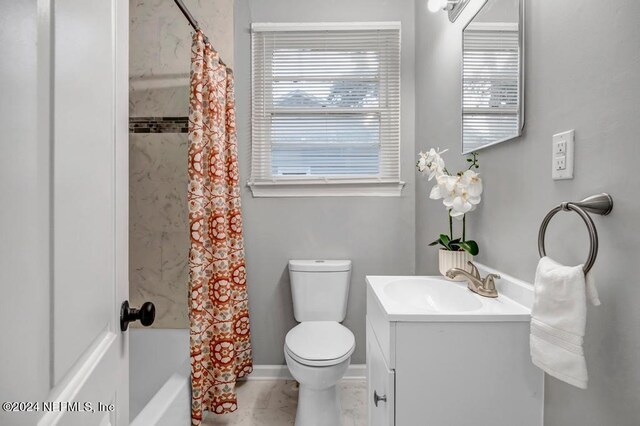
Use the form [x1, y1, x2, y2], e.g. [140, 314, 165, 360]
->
[367, 317, 395, 426]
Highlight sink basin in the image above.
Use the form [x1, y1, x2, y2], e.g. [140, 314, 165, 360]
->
[366, 274, 530, 322]
[383, 277, 483, 313]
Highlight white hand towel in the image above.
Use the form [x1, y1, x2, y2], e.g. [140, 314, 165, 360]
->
[530, 256, 600, 389]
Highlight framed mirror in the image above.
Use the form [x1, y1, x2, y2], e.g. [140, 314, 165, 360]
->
[462, 0, 524, 153]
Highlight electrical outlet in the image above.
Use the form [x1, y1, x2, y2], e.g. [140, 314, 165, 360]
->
[552, 130, 574, 180]
[557, 140, 567, 154]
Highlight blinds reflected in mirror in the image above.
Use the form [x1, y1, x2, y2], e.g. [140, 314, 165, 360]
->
[463, 22, 519, 152]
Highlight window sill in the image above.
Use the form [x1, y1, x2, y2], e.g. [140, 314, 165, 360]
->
[247, 181, 406, 198]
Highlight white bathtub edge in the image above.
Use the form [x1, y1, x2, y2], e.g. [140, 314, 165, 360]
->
[131, 368, 191, 426]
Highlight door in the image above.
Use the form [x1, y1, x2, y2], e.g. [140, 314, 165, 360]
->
[0, 0, 129, 425]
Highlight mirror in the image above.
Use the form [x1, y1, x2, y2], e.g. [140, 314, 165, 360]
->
[462, 0, 524, 153]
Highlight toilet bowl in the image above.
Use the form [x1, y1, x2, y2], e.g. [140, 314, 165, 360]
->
[284, 321, 355, 426]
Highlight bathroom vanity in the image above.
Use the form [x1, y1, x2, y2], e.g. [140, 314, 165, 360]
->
[366, 272, 543, 426]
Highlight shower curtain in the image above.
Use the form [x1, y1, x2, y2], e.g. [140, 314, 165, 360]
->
[188, 31, 253, 425]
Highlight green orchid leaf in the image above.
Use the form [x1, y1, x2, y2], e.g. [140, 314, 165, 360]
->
[428, 240, 440, 246]
[436, 234, 451, 250]
[458, 240, 479, 256]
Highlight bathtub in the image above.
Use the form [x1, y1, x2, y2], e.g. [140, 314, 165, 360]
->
[130, 328, 191, 426]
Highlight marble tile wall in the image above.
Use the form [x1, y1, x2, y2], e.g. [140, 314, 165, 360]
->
[129, 0, 234, 328]
[130, 134, 190, 327]
[130, 0, 234, 117]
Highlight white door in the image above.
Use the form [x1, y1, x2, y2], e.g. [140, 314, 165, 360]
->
[0, 0, 129, 425]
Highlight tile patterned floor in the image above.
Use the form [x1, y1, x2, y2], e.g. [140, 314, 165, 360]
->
[202, 379, 366, 426]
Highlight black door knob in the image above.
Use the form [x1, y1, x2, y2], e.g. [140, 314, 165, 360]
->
[120, 300, 155, 331]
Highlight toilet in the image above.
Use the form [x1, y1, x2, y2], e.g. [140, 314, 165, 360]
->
[285, 260, 355, 426]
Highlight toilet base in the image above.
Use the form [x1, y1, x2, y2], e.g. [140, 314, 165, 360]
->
[284, 349, 351, 426]
[295, 384, 341, 426]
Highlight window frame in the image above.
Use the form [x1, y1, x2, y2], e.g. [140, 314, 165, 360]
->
[249, 22, 404, 197]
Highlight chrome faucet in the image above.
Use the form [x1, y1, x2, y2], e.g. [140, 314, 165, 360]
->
[446, 261, 500, 298]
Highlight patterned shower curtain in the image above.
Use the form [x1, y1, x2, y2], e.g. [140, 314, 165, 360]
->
[188, 31, 253, 425]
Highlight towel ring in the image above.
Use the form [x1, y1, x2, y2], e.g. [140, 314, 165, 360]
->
[538, 193, 613, 274]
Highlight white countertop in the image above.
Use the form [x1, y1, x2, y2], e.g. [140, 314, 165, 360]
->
[366, 274, 531, 322]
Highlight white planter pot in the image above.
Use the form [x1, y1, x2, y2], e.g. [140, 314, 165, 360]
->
[439, 249, 473, 281]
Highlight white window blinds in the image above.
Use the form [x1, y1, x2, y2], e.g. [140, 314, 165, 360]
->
[463, 23, 520, 151]
[250, 23, 401, 194]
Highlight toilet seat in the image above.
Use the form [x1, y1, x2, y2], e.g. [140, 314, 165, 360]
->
[285, 321, 355, 367]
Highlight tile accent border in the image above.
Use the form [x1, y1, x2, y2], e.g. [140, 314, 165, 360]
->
[130, 116, 188, 133]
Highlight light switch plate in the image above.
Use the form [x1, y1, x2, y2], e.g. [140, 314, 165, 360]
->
[552, 130, 574, 180]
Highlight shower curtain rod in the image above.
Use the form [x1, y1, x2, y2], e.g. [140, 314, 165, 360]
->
[172, 0, 231, 70]
[174, 0, 200, 31]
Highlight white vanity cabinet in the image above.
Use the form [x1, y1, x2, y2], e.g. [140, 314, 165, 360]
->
[367, 318, 395, 426]
[366, 276, 544, 426]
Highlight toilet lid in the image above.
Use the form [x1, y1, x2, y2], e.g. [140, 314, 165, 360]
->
[285, 322, 355, 364]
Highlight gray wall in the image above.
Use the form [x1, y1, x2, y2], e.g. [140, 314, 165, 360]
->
[234, 0, 416, 364]
[416, 0, 640, 424]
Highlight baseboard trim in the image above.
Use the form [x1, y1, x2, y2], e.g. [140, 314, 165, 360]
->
[245, 365, 293, 381]
[343, 364, 366, 380]
[244, 364, 366, 381]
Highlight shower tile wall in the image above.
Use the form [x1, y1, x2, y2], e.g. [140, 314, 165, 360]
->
[129, 0, 234, 328]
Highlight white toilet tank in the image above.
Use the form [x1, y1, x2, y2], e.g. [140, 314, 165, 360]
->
[288, 260, 351, 322]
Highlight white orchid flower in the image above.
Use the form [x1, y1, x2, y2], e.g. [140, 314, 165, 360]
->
[417, 152, 428, 172]
[429, 174, 453, 199]
[460, 169, 483, 198]
[418, 149, 483, 250]
[429, 174, 445, 200]
[449, 180, 481, 220]
[417, 148, 448, 181]
[426, 148, 447, 180]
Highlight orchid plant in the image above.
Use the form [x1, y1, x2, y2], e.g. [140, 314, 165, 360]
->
[417, 148, 483, 256]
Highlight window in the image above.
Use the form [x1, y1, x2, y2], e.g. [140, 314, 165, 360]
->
[250, 23, 402, 197]
[463, 23, 520, 151]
